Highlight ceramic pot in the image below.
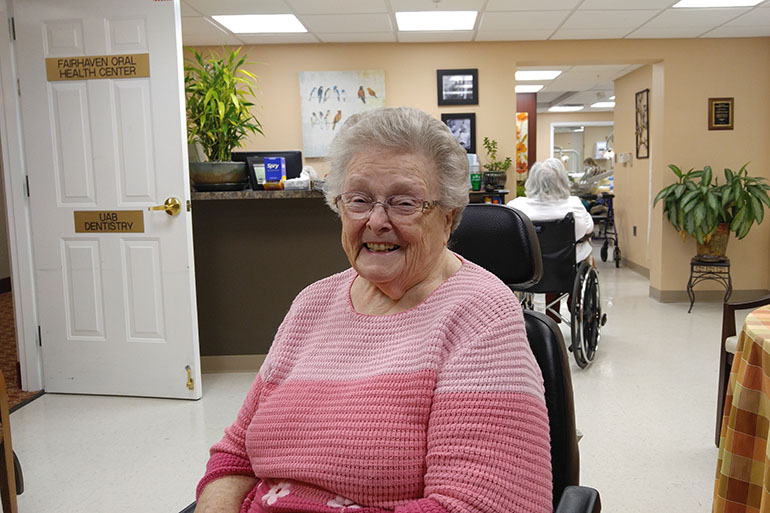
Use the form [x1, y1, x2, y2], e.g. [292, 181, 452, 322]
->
[189, 161, 247, 185]
[483, 171, 507, 191]
[695, 223, 730, 262]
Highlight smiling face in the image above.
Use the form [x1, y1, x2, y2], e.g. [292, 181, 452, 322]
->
[339, 146, 455, 300]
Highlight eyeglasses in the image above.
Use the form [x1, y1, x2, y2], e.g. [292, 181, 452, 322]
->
[334, 192, 440, 220]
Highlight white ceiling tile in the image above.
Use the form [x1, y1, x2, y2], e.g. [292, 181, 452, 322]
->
[551, 27, 637, 39]
[181, 17, 243, 46]
[390, 0, 485, 11]
[701, 25, 770, 37]
[642, 8, 749, 28]
[286, 0, 388, 15]
[185, 0, 292, 16]
[180, 2, 200, 17]
[486, 0, 581, 10]
[235, 33, 320, 44]
[479, 11, 570, 30]
[722, 6, 770, 25]
[299, 13, 392, 32]
[476, 29, 553, 40]
[627, 26, 708, 38]
[561, 10, 660, 29]
[317, 32, 397, 43]
[397, 31, 475, 42]
[580, 0, 674, 9]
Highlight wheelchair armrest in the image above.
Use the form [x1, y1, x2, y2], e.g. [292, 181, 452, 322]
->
[555, 485, 601, 513]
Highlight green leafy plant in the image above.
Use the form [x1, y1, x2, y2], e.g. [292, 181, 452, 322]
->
[653, 163, 770, 243]
[184, 47, 263, 162]
[481, 137, 512, 172]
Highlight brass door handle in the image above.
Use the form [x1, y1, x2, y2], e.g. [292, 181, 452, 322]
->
[148, 197, 181, 216]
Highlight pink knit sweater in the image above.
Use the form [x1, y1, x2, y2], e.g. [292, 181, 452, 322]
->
[198, 258, 552, 513]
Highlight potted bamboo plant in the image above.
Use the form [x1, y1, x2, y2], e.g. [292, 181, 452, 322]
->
[653, 163, 770, 260]
[481, 136, 512, 191]
[184, 47, 263, 189]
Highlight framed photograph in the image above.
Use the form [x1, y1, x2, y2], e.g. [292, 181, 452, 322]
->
[437, 69, 478, 106]
[441, 113, 476, 154]
[709, 97, 734, 130]
[635, 88, 649, 159]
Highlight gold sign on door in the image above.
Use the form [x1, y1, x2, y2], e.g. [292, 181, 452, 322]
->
[45, 54, 150, 81]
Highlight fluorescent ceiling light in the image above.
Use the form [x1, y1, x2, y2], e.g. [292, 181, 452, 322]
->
[515, 84, 544, 93]
[591, 101, 616, 108]
[548, 105, 584, 112]
[395, 11, 477, 31]
[673, 0, 762, 6]
[515, 70, 562, 81]
[609, 96, 615, 100]
[213, 14, 307, 33]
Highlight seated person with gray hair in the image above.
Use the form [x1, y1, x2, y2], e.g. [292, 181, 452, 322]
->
[507, 158, 594, 263]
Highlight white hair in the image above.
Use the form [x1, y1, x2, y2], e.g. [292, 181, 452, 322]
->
[325, 107, 469, 230]
[524, 158, 571, 201]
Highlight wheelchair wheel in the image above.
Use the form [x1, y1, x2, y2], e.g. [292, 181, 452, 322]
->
[600, 240, 608, 262]
[570, 262, 601, 368]
[613, 246, 621, 268]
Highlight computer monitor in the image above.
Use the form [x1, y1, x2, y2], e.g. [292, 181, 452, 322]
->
[232, 150, 303, 190]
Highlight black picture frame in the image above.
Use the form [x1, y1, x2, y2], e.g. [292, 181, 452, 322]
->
[635, 88, 649, 159]
[708, 97, 734, 130]
[437, 69, 478, 106]
[441, 113, 476, 154]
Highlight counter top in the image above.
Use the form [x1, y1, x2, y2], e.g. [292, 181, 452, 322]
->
[191, 189, 326, 201]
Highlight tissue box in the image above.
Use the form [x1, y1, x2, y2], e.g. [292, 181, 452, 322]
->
[263, 157, 286, 190]
[284, 177, 310, 190]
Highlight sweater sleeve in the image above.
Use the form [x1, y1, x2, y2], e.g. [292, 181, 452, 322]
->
[396, 296, 553, 513]
[196, 374, 263, 499]
[570, 196, 594, 239]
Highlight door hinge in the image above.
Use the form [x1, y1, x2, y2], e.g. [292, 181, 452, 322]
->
[8, 17, 14, 42]
[16, 78, 20, 97]
[185, 365, 194, 390]
[37, 325, 41, 347]
[186, 199, 191, 212]
[24, 174, 29, 197]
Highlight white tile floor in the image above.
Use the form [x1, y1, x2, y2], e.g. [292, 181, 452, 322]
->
[8, 247, 731, 513]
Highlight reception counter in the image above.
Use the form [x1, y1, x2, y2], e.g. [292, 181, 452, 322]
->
[191, 190, 350, 358]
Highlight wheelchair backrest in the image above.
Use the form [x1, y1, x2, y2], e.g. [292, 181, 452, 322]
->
[525, 214, 578, 294]
[448, 203, 543, 290]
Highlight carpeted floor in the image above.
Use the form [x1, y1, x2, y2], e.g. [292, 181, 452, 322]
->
[0, 292, 43, 409]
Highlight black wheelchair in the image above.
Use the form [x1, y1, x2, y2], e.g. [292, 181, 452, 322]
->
[523, 213, 606, 368]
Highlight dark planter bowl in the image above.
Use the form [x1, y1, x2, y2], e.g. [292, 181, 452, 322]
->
[483, 171, 507, 191]
[189, 161, 248, 185]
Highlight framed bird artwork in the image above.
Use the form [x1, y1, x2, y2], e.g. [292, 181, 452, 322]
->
[299, 70, 386, 157]
[437, 69, 478, 106]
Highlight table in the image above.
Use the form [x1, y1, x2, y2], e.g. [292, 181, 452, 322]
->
[713, 305, 770, 512]
[687, 257, 732, 313]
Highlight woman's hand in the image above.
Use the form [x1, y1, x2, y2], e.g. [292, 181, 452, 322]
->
[196, 475, 258, 513]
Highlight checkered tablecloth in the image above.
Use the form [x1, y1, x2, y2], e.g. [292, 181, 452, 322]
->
[714, 305, 770, 512]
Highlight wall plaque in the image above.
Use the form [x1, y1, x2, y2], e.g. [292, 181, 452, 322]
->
[74, 211, 144, 233]
[709, 97, 734, 130]
[46, 54, 150, 82]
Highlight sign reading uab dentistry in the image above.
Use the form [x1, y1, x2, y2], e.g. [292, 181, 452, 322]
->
[46, 54, 150, 81]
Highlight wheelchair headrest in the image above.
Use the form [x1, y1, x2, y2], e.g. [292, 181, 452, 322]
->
[449, 203, 543, 290]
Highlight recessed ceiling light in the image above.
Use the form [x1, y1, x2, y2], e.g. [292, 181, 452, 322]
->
[515, 85, 544, 93]
[515, 70, 562, 81]
[395, 11, 477, 31]
[212, 14, 307, 33]
[673, 0, 762, 6]
[548, 105, 584, 112]
[591, 101, 616, 108]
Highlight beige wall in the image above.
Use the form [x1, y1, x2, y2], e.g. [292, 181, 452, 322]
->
[195, 37, 770, 295]
[613, 65, 653, 274]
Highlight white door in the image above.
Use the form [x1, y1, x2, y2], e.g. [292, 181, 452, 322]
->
[13, 0, 201, 398]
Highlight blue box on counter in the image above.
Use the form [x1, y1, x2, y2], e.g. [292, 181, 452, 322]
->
[263, 157, 286, 189]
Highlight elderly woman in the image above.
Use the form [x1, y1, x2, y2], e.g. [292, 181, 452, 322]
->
[195, 107, 552, 513]
[507, 158, 594, 263]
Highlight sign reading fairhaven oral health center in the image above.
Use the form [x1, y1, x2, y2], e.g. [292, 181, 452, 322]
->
[45, 53, 150, 81]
